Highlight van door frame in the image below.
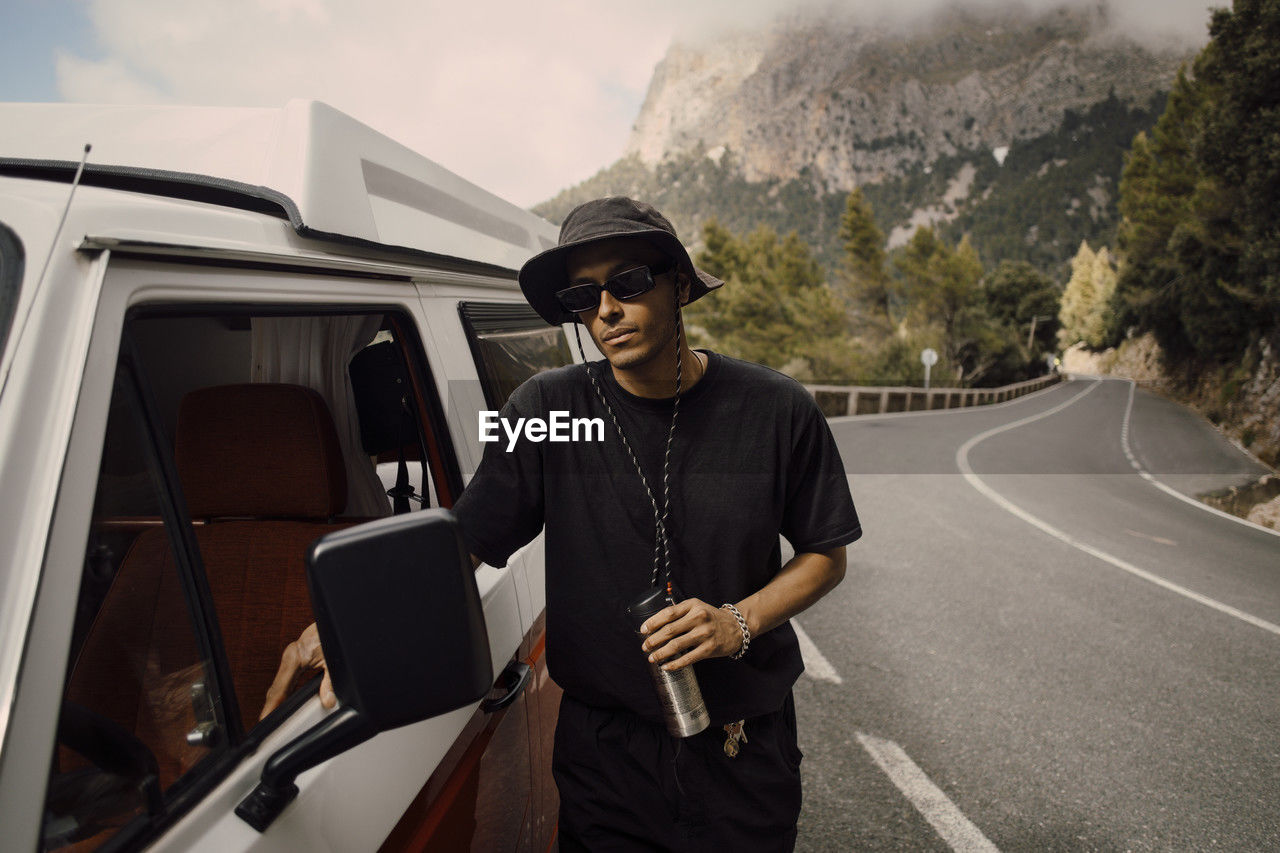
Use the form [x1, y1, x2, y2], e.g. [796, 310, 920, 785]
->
[18, 253, 538, 852]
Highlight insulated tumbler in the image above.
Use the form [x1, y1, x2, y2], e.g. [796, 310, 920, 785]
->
[627, 585, 710, 737]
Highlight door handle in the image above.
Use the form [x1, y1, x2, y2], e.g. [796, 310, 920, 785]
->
[481, 660, 532, 713]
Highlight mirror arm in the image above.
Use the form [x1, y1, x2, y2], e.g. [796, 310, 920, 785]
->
[234, 706, 369, 832]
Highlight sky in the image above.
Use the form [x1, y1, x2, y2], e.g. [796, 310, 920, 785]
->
[1, 0, 1220, 208]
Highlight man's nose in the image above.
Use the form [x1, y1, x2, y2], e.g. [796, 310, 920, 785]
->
[597, 288, 624, 322]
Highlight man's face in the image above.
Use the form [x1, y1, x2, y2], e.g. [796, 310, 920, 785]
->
[564, 237, 689, 373]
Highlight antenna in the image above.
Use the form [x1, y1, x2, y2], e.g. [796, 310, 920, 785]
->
[0, 144, 92, 392]
[35, 144, 92, 291]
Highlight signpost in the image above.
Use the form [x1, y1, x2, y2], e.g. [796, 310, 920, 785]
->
[921, 347, 938, 389]
[1027, 314, 1054, 350]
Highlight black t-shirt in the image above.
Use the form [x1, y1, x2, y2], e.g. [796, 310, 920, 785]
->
[453, 350, 862, 725]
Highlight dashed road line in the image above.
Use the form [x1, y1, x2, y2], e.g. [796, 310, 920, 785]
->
[956, 379, 1280, 638]
[856, 732, 999, 853]
[1120, 379, 1280, 540]
[1123, 528, 1177, 547]
[793, 619, 842, 683]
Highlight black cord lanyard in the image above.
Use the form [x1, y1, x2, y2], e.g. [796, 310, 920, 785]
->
[571, 292, 685, 590]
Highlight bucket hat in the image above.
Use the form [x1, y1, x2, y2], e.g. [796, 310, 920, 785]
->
[519, 196, 724, 325]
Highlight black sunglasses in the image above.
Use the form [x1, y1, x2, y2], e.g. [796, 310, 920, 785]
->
[555, 260, 675, 314]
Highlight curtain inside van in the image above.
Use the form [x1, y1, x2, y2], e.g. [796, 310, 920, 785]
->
[249, 315, 389, 518]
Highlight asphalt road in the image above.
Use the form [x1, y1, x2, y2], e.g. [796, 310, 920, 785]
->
[792, 377, 1280, 852]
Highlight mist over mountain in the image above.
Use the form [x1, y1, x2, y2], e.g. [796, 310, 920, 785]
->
[536, 1, 1196, 276]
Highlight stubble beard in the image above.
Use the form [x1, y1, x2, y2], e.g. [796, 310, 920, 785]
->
[599, 312, 681, 376]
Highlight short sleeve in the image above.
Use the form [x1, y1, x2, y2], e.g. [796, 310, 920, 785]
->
[780, 396, 862, 553]
[453, 379, 546, 568]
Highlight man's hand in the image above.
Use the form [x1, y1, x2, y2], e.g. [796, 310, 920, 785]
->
[636, 546, 847, 673]
[639, 599, 744, 671]
[260, 622, 336, 720]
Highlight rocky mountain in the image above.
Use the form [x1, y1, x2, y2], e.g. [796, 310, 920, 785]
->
[537, 1, 1196, 277]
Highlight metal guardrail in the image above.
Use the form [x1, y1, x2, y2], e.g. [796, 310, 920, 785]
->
[803, 373, 1062, 418]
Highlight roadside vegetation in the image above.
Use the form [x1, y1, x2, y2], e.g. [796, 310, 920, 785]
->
[695, 0, 1278, 418]
[1104, 0, 1279, 378]
[1058, 0, 1280, 465]
[684, 189, 1060, 387]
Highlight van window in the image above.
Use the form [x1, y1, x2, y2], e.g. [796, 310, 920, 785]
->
[129, 310, 454, 726]
[42, 307, 457, 850]
[459, 302, 573, 409]
[0, 222, 23, 359]
[43, 366, 228, 852]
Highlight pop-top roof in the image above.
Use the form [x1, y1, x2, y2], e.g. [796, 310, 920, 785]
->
[0, 100, 559, 272]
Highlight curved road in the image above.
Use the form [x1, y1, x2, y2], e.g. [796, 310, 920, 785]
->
[794, 378, 1280, 851]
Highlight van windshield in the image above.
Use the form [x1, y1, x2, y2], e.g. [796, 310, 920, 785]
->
[0, 223, 22, 360]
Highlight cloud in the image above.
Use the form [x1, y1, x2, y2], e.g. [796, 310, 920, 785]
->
[56, 50, 169, 103]
[56, 0, 1215, 207]
[56, 0, 677, 206]
[678, 0, 1217, 47]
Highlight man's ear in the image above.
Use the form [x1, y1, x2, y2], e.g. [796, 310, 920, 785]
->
[678, 274, 692, 305]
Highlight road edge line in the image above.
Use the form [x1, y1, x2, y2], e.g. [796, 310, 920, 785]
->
[956, 379, 1280, 638]
[1120, 379, 1280, 541]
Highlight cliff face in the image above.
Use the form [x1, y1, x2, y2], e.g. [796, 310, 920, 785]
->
[537, 2, 1196, 277]
[625, 4, 1189, 194]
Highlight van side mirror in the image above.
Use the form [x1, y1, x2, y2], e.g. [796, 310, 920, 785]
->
[235, 509, 491, 832]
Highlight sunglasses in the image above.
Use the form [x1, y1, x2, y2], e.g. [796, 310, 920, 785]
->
[555, 260, 675, 314]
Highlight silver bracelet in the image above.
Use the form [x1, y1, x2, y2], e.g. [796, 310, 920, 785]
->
[721, 603, 751, 660]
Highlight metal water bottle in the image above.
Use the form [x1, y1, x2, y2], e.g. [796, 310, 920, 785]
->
[627, 585, 710, 737]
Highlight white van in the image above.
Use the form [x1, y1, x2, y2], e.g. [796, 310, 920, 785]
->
[0, 100, 575, 851]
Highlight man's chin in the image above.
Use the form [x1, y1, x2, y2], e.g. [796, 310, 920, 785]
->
[604, 350, 644, 371]
[603, 343, 657, 372]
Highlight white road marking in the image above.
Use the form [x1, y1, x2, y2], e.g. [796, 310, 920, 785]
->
[793, 620, 842, 683]
[1123, 528, 1177, 547]
[856, 732, 999, 853]
[1120, 379, 1280, 540]
[957, 380, 1280, 638]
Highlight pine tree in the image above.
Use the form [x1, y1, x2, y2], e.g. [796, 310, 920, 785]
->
[1059, 242, 1117, 349]
[1111, 66, 1204, 352]
[893, 227, 988, 378]
[696, 218, 745, 282]
[1111, 0, 1279, 366]
[1059, 241, 1098, 349]
[1086, 247, 1118, 349]
[1196, 0, 1280, 321]
[837, 188, 894, 329]
[983, 260, 1060, 354]
[686, 222, 858, 381]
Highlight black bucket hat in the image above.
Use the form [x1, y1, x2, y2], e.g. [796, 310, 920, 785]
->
[519, 196, 724, 325]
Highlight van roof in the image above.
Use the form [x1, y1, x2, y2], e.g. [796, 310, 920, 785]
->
[0, 100, 558, 273]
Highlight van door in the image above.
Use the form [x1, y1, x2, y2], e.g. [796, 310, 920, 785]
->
[417, 287, 576, 841]
[27, 258, 539, 852]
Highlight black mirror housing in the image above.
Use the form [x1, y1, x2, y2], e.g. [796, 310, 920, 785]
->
[236, 509, 492, 831]
[309, 509, 492, 726]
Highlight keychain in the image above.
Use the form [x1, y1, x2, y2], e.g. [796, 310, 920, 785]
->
[722, 719, 747, 758]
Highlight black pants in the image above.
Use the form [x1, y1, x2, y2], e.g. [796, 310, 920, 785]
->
[552, 692, 803, 852]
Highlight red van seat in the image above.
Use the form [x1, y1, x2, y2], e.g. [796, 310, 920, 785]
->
[175, 384, 354, 732]
[175, 383, 348, 520]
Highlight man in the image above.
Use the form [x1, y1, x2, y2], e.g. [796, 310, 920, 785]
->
[461, 196, 860, 851]
[268, 197, 861, 851]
